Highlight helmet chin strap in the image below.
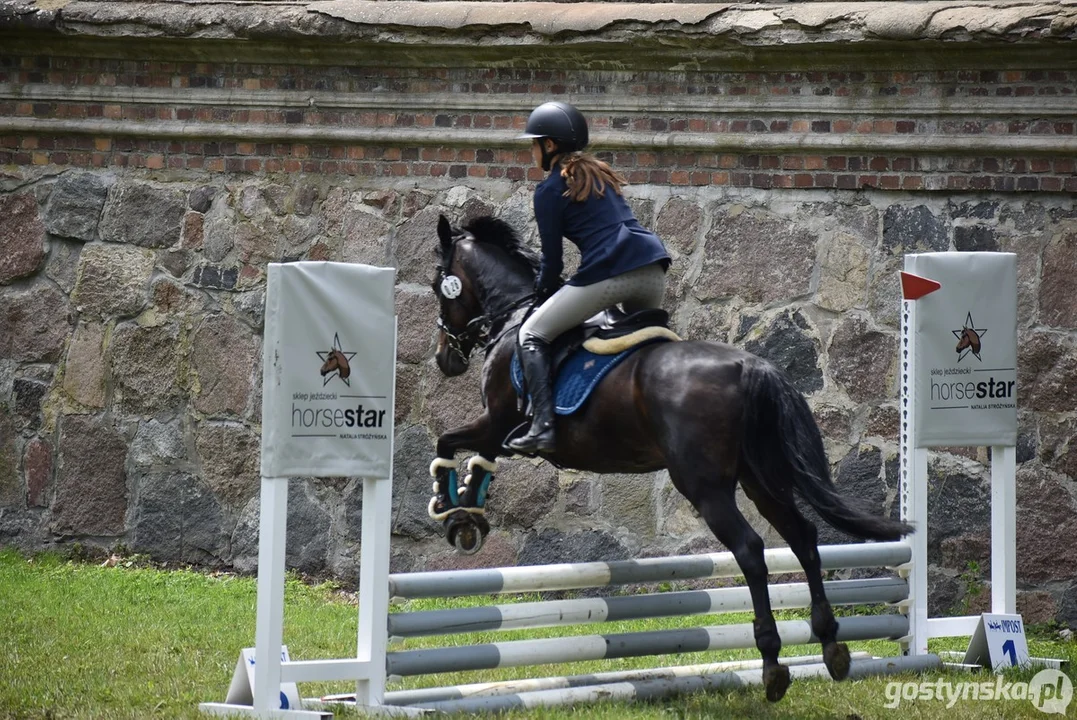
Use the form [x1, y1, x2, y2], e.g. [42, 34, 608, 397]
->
[539, 142, 564, 172]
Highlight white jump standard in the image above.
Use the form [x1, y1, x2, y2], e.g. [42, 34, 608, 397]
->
[898, 252, 1019, 659]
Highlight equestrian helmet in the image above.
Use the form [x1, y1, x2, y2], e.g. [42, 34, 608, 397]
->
[518, 101, 589, 152]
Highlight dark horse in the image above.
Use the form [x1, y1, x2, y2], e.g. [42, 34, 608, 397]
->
[430, 214, 912, 702]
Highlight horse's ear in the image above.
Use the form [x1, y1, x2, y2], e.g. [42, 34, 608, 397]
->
[437, 214, 454, 250]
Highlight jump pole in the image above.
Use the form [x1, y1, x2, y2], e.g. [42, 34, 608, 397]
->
[387, 577, 909, 637]
[899, 252, 1018, 656]
[373, 651, 878, 706]
[391, 655, 945, 715]
[388, 540, 911, 598]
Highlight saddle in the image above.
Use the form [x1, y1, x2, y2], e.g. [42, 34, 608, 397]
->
[547, 306, 678, 366]
[510, 307, 680, 416]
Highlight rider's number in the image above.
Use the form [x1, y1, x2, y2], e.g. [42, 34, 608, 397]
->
[440, 275, 463, 299]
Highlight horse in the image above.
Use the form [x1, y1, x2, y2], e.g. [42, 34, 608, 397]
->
[428, 214, 913, 702]
[955, 325, 982, 360]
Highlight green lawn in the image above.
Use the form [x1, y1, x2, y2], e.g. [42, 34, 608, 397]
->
[1, 548, 1074, 719]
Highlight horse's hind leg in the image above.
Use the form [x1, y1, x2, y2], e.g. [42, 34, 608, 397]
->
[687, 480, 790, 702]
[742, 482, 850, 682]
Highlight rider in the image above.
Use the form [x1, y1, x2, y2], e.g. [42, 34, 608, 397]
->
[509, 101, 671, 456]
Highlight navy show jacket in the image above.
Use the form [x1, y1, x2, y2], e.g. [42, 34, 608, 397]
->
[534, 162, 671, 291]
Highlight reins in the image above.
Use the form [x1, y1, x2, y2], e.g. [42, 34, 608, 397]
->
[437, 294, 534, 367]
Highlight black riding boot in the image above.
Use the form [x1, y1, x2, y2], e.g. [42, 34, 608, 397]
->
[508, 339, 556, 455]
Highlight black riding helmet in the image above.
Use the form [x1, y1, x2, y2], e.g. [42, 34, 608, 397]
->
[518, 101, 589, 171]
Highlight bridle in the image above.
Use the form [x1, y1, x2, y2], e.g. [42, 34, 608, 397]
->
[436, 314, 492, 368]
[436, 232, 534, 367]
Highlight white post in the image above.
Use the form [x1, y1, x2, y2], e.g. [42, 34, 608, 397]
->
[253, 476, 290, 711]
[900, 297, 930, 656]
[991, 444, 1017, 614]
[354, 319, 397, 708]
[355, 476, 392, 706]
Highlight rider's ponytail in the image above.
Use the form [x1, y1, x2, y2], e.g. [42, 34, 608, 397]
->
[559, 152, 627, 203]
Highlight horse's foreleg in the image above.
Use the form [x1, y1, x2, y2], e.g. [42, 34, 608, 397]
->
[459, 455, 498, 510]
[435, 411, 500, 460]
[430, 414, 501, 554]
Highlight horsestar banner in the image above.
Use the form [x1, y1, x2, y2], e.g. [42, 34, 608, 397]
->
[260, 261, 396, 479]
[904, 252, 1017, 448]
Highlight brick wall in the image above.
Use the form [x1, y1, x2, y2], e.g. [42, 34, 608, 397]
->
[1, 0, 1076, 627]
[3, 58, 1075, 190]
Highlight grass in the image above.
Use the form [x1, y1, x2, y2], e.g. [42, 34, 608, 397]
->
[1, 547, 1075, 719]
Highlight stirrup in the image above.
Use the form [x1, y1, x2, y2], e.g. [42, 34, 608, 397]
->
[507, 425, 556, 455]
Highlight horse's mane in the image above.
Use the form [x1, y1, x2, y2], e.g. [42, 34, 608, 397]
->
[462, 216, 539, 277]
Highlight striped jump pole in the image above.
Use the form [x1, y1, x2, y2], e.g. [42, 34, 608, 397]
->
[378, 651, 875, 707]
[385, 614, 910, 676]
[388, 577, 909, 638]
[406, 655, 943, 714]
[388, 540, 911, 599]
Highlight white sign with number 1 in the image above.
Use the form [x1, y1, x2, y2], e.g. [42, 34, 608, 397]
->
[963, 613, 1030, 671]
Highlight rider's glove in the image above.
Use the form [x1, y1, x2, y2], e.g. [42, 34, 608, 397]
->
[534, 275, 562, 304]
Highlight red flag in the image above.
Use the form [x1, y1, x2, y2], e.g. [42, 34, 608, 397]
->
[900, 272, 941, 300]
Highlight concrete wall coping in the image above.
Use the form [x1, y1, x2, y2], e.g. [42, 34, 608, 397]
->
[2, 0, 1075, 46]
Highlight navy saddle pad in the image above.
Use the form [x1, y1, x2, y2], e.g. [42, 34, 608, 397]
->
[510, 343, 655, 416]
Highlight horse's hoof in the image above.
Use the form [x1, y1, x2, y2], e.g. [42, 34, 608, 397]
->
[824, 641, 851, 681]
[453, 526, 483, 554]
[763, 664, 790, 703]
[446, 512, 487, 555]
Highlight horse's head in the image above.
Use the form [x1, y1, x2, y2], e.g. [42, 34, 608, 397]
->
[433, 215, 488, 377]
[432, 214, 538, 377]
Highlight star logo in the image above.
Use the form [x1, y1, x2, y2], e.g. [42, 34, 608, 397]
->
[317, 333, 357, 386]
[952, 312, 986, 362]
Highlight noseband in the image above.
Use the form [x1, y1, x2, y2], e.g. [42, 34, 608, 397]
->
[437, 313, 490, 368]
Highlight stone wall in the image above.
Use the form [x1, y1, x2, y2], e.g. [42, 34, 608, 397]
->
[1, 0, 1076, 628]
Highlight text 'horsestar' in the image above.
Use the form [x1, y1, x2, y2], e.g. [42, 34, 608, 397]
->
[291, 404, 387, 429]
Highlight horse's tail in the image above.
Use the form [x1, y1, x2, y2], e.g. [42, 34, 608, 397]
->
[739, 356, 913, 541]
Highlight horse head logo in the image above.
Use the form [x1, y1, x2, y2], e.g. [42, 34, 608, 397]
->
[320, 348, 351, 381]
[956, 326, 981, 358]
[317, 333, 356, 386]
[952, 312, 986, 362]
